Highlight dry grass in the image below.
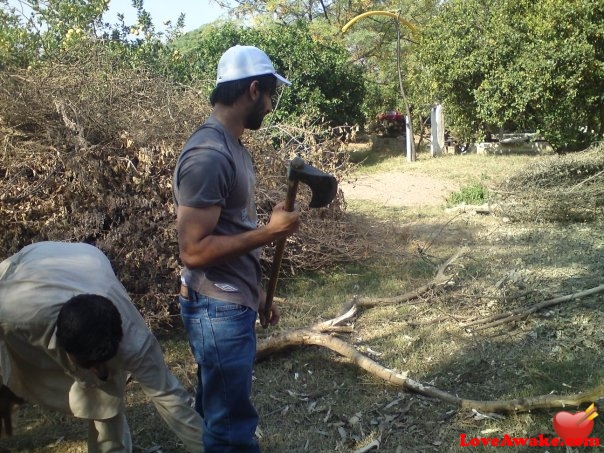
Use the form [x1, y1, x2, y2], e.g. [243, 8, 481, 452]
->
[345, 136, 536, 187]
[255, 143, 604, 452]
[3, 141, 604, 451]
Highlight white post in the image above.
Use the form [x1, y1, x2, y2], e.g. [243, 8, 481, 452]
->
[405, 115, 414, 162]
[430, 103, 444, 157]
[430, 107, 437, 157]
[436, 104, 445, 155]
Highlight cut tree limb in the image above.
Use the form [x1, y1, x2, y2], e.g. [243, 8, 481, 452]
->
[461, 283, 604, 331]
[257, 329, 604, 413]
[337, 247, 466, 316]
[445, 203, 495, 215]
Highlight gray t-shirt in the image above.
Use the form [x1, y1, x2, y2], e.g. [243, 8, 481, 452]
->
[172, 116, 261, 310]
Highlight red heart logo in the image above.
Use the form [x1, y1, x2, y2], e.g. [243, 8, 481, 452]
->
[553, 411, 594, 440]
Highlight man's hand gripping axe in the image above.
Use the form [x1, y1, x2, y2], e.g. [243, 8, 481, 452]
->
[262, 156, 337, 327]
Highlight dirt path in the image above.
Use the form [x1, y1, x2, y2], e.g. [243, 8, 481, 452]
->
[341, 171, 459, 207]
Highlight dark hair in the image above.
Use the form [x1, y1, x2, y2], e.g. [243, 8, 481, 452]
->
[56, 294, 123, 367]
[210, 74, 277, 107]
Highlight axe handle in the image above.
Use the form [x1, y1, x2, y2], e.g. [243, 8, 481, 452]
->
[263, 178, 299, 326]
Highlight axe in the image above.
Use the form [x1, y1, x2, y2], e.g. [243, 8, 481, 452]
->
[262, 156, 337, 327]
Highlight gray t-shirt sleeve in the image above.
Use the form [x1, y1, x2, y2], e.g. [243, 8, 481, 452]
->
[175, 148, 234, 209]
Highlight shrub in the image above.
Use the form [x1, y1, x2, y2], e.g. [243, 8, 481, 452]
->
[447, 181, 489, 206]
[496, 144, 604, 222]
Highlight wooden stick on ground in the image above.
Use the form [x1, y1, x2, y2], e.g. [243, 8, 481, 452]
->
[257, 329, 604, 413]
[337, 247, 467, 316]
[461, 283, 604, 331]
[256, 251, 604, 415]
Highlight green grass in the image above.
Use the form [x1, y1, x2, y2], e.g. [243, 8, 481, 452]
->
[447, 180, 490, 205]
[345, 139, 535, 187]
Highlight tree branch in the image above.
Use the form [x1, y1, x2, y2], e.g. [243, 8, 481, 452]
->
[338, 247, 466, 316]
[257, 329, 604, 413]
[256, 252, 604, 415]
[461, 283, 604, 331]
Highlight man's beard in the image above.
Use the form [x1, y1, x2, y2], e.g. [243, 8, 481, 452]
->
[244, 96, 267, 130]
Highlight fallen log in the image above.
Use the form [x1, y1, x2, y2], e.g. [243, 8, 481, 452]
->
[257, 329, 604, 413]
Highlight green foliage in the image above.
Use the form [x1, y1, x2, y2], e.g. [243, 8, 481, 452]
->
[0, 1, 36, 67]
[415, 0, 604, 151]
[7, 0, 601, 153]
[173, 20, 367, 127]
[447, 181, 489, 206]
[0, 0, 112, 68]
[0, 0, 186, 79]
[340, 16, 417, 131]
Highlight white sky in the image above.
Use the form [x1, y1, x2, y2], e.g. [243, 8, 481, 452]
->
[5, 0, 229, 33]
[106, 0, 229, 32]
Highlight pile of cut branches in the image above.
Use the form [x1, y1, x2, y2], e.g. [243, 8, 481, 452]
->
[0, 45, 368, 326]
[495, 144, 604, 222]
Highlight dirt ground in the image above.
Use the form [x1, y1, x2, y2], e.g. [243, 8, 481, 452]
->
[341, 173, 459, 207]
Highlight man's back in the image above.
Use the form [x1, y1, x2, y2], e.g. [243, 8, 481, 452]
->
[0, 242, 119, 325]
[0, 241, 148, 410]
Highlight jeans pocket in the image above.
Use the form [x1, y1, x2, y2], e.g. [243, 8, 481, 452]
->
[179, 296, 204, 363]
[212, 302, 250, 320]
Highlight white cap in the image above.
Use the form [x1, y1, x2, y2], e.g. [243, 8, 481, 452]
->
[216, 45, 291, 86]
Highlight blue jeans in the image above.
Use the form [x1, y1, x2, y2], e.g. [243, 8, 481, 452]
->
[179, 289, 260, 453]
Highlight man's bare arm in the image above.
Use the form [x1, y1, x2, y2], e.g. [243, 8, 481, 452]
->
[176, 203, 300, 270]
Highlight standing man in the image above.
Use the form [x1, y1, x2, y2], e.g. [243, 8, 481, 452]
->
[0, 241, 204, 452]
[172, 45, 300, 452]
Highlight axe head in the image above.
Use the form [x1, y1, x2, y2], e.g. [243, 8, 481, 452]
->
[288, 156, 338, 208]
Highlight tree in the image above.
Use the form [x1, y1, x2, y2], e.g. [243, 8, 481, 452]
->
[415, 0, 604, 151]
[206, 0, 439, 134]
[173, 20, 367, 128]
[336, 2, 439, 137]
[215, 0, 335, 23]
[0, 0, 185, 77]
[0, 0, 111, 68]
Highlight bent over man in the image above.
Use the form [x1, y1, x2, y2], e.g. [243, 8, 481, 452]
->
[0, 241, 203, 452]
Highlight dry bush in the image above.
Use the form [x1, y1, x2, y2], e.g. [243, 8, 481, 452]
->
[0, 47, 368, 327]
[246, 123, 368, 273]
[495, 143, 604, 222]
[0, 60, 208, 325]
